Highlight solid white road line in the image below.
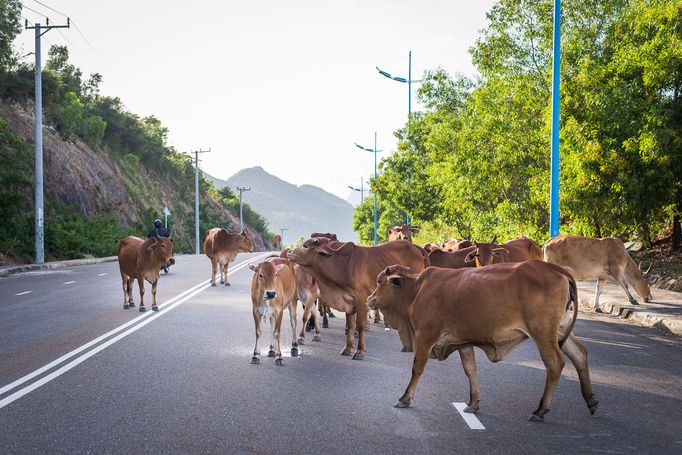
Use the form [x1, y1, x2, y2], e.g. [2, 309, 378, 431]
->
[452, 402, 486, 430]
[63, 281, 76, 285]
[15, 291, 32, 296]
[0, 253, 268, 405]
[97, 273, 108, 277]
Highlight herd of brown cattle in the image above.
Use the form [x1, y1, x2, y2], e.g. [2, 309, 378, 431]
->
[117, 223, 653, 422]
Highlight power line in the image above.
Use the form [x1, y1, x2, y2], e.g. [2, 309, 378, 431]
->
[29, 0, 67, 17]
[21, 3, 48, 18]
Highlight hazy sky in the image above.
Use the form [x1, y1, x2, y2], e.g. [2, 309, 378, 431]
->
[16, 0, 497, 200]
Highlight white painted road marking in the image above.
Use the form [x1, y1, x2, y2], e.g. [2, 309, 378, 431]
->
[0, 253, 269, 409]
[63, 281, 76, 285]
[15, 291, 32, 296]
[97, 273, 108, 276]
[452, 402, 486, 430]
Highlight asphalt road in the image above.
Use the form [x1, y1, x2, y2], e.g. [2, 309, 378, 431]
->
[1, 253, 681, 454]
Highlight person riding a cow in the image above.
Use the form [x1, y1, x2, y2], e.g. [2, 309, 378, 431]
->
[148, 219, 172, 273]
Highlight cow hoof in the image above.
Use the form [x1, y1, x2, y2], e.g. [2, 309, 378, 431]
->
[139, 307, 147, 313]
[123, 304, 129, 309]
[152, 306, 159, 312]
[129, 302, 135, 307]
[211, 282, 217, 287]
[267, 350, 276, 358]
[463, 405, 479, 414]
[528, 414, 544, 422]
[394, 400, 410, 408]
[220, 279, 224, 284]
[322, 322, 329, 328]
[275, 358, 283, 366]
[340, 349, 352, 356]
[630, 299, 640, 306]
[225, 282, 231, 287]
[291, 348, 299, 357]
[352, 352, 364, 360]
[594, 306, 603, 314]
[384, 326, 391, 332]
[297, 338, 305, 345]
[374, 319, 382, 324]
[401, 346, 413, 353]
[312, 335, 321, 342]
[588, 398, 599, 416]
[328, 313, 336, 318]
[251, 357, 260, 365]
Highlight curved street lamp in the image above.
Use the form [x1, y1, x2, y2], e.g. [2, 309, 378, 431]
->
[355, 133, 382, 246]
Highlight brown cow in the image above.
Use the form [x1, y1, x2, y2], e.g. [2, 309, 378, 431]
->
[249, 257, 298, 365]
[421, 242, 442, 253]
[204, 228, 253, 286]
[464, 236, 543, 267]
[388, 224, 419, 242]
[272, 234, 282, 250]
[441, 238, 473, 252]
[311, 232, 338, 241]
[367, 261, 598, 422]
[428, 246, 477, 269]
[288, 238, 428, 359]
[543, 235, 652, 311]
[117, 236, 175, 312]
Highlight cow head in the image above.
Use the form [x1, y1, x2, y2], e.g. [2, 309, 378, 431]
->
[279, 248, 291, 259]
[146, 236, 175, 267]
[388, 224, 419, 242]
[464, 243, 508, 267]
[288, 237, 351, 266]
[239, 230, 254, 252]
[249, 261, 278, 300]
[634, 262, 653, 302]
[367, 265, 418, 311]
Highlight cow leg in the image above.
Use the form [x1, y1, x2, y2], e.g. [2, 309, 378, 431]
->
[150, 279, 159, 311]
[373, 309, 382, 324]
[210, 258, 218, 286]
[395, 336, 433, 408]
[616, 275, 639, 305]
[298, 300, 313, 344]
[251, 310, 262, 364]
[267, 315, 276, 358]
[126, 277, 135, 307]
[593, 279, 606, 313]
[353, 304, 368, 360]
[121, 274, 131, 309]
[561, 333, 599, 415]
[310, 306, 321, 342]
[288, 301, 299, 357]
[137, 277, 147, 312]
[223, 262, 231, 286]
[459, 347, 480, 413]
[321, 302, 330, 328]
[341, 314, 355, 356]
[530, 342, 566, 422]
[273, 311, 284, 365]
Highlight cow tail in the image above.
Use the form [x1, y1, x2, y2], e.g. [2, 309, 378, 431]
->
[559, 274, 578, 348]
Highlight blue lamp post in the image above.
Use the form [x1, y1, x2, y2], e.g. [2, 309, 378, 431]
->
[549, 0, 561, 238]
[355, 133, 382, 246]
[348, 178, 366, 203]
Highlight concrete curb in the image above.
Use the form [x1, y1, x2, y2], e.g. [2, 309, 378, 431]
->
[0, 256, 118, 278]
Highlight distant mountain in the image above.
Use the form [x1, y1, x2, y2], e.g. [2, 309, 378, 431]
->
[206, 167, 358, 244]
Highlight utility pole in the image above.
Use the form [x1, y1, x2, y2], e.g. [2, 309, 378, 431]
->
[25, 17, 70, 264]
[236, 186, 251, 231]
[279, 228, 288, 246]
[193, 148, 210, 255]
[355, 134, 381, 246]
[347, 177, 366, 204]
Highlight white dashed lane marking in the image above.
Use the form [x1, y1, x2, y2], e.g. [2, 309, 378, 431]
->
[63, 281, 76, 285]
[97, 273, 108, 276]
[15, 291, 32, 296]
[452, 402, 486, 430]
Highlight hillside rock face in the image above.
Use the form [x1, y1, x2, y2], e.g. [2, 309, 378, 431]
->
[1, 101, 267, 253]
[207, 167, 357, 243]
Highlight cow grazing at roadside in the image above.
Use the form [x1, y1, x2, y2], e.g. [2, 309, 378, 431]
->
[204, 228, 253, 286]
[464, 236, 542, 267]
[388, 224, 419, 242]
[117, 235, 175, 312]
[249, 257, 298, 365]
[272, 234, 282, 250]
[367, 261, 598, 422]
[288, 238, 428, 359]
[441, 238, 473, 252]
[543, 235, 652, 311]
[311, 232, 338, 241]
[294, 264, 322, 344]
[428, 246, 477, 269]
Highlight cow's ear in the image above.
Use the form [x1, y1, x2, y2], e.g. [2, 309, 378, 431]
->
[249, 264, 257, 272]
[312, 239, 320, 246]
[388, 276, 404, 287]
[492, 247, 509, 257]
[464, 250, 477, 263]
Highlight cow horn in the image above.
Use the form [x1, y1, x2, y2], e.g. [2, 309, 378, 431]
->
[491, 234, 497, 243]
[639, 262, 652, 275]
[492, 247, 509, 254]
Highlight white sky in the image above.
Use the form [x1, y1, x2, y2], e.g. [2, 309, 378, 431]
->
[16, 0, 497, 200]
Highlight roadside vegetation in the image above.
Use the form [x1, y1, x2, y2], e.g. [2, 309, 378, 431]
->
[0, 0, 272, 262]
[354, 0, 681, 249]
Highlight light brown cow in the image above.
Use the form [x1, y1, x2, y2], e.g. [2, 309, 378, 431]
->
[428, 246, 477, 269]
[294, 264, 322, 344]
[441, 238, 473, 252]
[421, 242, 442, 253]
[367, 261, 598, 422]
[272, 234, 282, 250]
[388, 224, 419, 242]
[117, 236, 175, 312]
[464, 236, 543, 267]
[543, 235, 653, 311]
[249, 257, 298, 365]
[204, 228, 253, 286]
[288, 238, 428, 359]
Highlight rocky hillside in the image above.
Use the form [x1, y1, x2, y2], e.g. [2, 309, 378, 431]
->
[0, 100, 268, 263]
[207, 167, 357, 243]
